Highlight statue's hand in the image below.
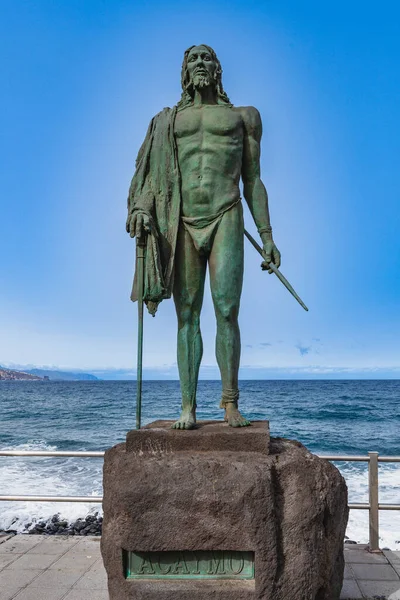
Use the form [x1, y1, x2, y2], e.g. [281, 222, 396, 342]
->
[126, 212, 151, 238]
[261, 241, 281, 274]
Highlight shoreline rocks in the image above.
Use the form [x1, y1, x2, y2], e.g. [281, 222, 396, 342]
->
[0, 512, 103, 536]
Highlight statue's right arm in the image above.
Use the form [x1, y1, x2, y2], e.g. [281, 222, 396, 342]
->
[126, 179, 153, 239]
[126, 117, 156, 239]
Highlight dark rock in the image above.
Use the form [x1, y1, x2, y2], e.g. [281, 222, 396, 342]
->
[29, 528, 39, 534]
[102, 421, 348, 600]
[87, 515, 97, 522]
[81, 526, 91, 535]
[58, 520, 68, 527]
[17, 512, 103, 537]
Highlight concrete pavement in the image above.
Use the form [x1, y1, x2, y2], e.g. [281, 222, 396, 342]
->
[341, 543, 400, 599]
[0, 534, 107, 600]
[0, 534, 399, 599]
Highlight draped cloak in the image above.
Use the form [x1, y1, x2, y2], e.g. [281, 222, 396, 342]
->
[127, 107, 181, 316]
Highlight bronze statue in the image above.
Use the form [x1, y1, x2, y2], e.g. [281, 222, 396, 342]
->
[127, 45, 281, 429]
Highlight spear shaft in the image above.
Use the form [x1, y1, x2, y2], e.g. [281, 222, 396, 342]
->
[135, 233, 146, 429]
[244, 229, 309, 312]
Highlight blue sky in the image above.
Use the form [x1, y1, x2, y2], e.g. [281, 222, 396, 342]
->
[1, 0, 399, 378]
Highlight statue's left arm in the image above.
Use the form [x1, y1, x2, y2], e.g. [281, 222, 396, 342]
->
[240, 106, 281, 272]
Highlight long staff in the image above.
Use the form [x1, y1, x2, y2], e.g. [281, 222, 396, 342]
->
[135, 231, 146, 429]
[244, 229, 309, 312]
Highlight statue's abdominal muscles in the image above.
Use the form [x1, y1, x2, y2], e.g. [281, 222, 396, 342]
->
[175, 106, 243, 218]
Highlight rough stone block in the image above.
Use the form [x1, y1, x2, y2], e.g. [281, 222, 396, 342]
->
[101, 421, 348, 600]
[126, 420, 270, 454]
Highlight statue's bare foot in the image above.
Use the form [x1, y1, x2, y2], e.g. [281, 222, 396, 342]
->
[171, 410, 196, 430]
[224, 405, 251, 427]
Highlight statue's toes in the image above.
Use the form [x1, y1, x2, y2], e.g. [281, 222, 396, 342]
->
[171, 417, 196, 430]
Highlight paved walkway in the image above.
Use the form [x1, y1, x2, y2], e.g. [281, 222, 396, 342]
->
[341, 543, 400, 599]
[0, 535, 399, 599]
[0, 534, 107, 600]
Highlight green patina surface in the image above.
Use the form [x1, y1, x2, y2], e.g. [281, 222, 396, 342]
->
[127, 45, 281, 429]
[124, 550, 255, 580]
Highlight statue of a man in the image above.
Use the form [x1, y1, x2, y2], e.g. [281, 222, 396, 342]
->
[126, 45, 281, 429]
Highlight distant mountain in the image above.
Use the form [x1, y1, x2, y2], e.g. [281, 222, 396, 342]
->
[26, 369, 99, 381]
[0, 368, 42, 381]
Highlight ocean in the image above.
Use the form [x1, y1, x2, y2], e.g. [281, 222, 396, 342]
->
[0, 380, 399, 548]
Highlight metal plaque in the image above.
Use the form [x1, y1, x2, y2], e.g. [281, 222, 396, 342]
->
[124, 550, 254, 580]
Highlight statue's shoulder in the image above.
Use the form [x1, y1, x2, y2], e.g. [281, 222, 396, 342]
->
[141, 107, 175, 142]
[135, 107, 174, 166]
[235, 106, 262, 128]
[155, 106, 172, 116]
[150, 107, 173, 125]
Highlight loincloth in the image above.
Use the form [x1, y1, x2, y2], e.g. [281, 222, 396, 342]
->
[181, 198, 241, 255]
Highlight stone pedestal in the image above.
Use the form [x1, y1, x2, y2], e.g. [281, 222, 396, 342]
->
[101, 421, 348, 600]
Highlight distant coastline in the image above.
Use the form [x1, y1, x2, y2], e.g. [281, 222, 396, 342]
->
[0, 366, 99, 381]
[0, 368, 41, 381]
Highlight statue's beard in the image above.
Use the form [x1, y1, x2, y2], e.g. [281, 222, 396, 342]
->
[192, 73, 213, 89]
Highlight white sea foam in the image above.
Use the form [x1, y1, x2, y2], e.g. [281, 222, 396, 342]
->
[0, 442, 399, 548]
[0, 441, 102, 533]
[338, 463, 400, 550]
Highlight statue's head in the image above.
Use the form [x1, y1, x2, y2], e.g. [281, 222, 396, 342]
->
[177, 44, 231, 109]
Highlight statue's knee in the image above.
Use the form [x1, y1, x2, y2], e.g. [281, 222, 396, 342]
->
[178, 305, 200, 329]
[215, 302, 238, 324]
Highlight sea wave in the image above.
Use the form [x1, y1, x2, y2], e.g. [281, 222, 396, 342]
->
[0, 441, 102, 533]
[338, 463, 400, 549]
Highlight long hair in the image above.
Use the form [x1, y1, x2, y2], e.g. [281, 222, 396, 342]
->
[177, 45, 231, 109]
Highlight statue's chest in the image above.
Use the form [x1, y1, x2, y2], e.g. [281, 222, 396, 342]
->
[175, 107, 242, 139]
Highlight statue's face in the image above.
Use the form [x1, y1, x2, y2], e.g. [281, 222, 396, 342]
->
[187, 45, 217, 89]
